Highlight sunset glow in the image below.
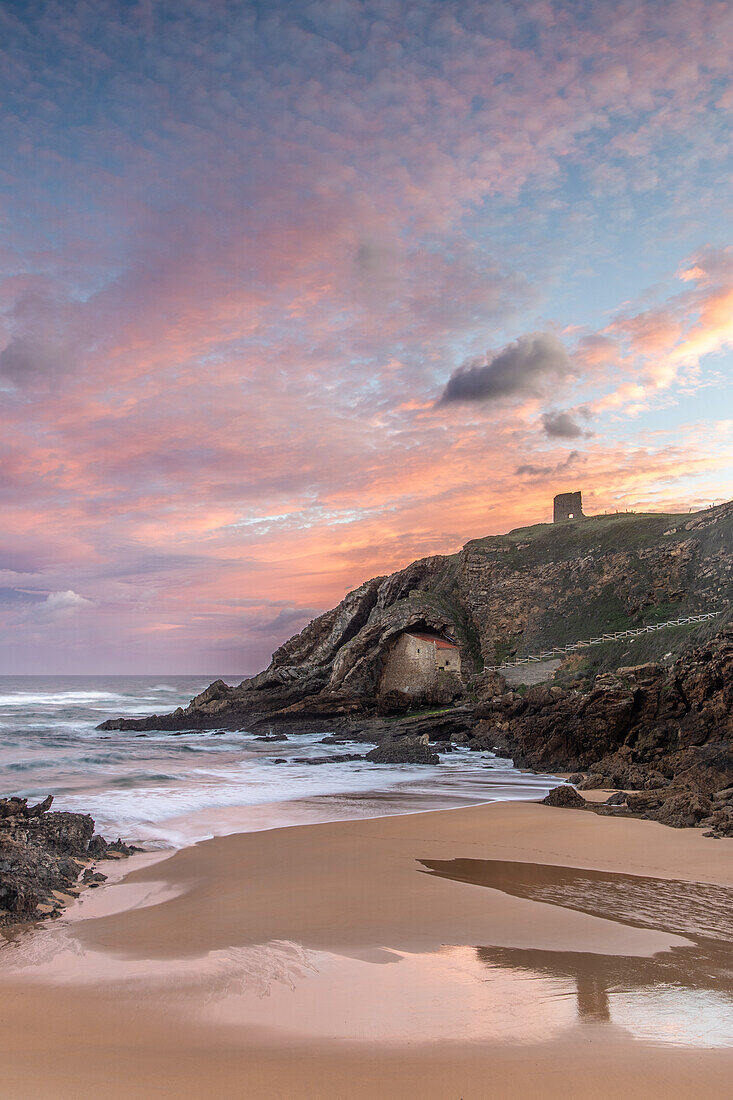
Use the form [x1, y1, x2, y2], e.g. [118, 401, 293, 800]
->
[1, 0, 732, 672]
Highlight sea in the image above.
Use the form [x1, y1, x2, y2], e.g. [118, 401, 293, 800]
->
[0, 676, 558, 849]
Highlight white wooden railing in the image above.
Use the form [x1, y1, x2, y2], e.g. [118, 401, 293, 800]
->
[485, 611, 722, 672]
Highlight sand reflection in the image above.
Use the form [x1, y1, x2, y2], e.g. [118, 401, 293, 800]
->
[5, 853, 733, 1050]
[421, 858, 733, 1047]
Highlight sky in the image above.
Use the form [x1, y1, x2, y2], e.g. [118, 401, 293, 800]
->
[1, 0, 732, 674]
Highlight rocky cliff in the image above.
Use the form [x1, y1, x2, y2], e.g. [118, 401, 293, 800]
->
[100, 499, 732, 732]
[475, 628, 733, 835]
[101, 499, 730, 730]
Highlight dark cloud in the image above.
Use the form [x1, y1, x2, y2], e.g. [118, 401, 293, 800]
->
[438, 333, 570, 405]
[0, 337, 78, 386]
[541, 410, 584, 438]
[0, 290, 79, 387]
[252, 606, 320, 634]
[515, 450, 584, 477]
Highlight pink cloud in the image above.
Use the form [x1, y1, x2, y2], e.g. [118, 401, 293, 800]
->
[0, 1, 731, 670]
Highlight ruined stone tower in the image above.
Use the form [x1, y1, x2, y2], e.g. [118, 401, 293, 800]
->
[553, 491, 584, 522]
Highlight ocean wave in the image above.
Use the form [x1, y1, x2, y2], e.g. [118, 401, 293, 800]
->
[2, 759, 57, 773]
[0, 691, 128, 707]
[0, 675, 559, 850]
[107, 772, 179, 788]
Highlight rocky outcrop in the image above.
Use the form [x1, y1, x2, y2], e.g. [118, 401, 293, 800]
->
[98, 500, 732, 734]
[0, 796, 137, 926]
[348, 705, 474, 745]
[541, 785, 587, 809]
[473, 630, 733, 835]
[365, 736, 440, 765]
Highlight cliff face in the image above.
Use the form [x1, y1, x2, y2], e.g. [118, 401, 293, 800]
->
[475, 629, 733, 835]
[100, 500, 732, 732]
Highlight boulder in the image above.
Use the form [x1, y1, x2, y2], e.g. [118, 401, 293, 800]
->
[87, 834, 108, 858]
[541, 785, 586, 809]
[365, 738, 440, 765]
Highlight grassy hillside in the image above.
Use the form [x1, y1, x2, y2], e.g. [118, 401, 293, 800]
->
[553, 607, 732, 688]
[456, 501, 731, 669]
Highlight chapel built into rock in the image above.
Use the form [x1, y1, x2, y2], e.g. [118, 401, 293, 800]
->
[379, 630, 462, 698]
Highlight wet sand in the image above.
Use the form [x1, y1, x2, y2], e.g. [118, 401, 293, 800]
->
[2, 799, 733, 1098]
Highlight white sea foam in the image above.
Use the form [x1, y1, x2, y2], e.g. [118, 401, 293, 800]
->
[0, 691, 128, 707]
[0, 675, 557, 848]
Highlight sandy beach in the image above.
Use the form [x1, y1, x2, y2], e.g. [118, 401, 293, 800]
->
[2, 799, 733, 1099]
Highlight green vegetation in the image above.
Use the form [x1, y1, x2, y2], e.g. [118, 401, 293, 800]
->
[466, 509, 696, 571]
[393, 502, 729, 684]
[552, 609, 730, 689]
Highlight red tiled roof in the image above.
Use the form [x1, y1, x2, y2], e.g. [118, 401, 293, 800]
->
[406, 631, 459, 650]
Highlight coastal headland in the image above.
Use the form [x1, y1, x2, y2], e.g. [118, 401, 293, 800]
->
[99, 500, 733, 836]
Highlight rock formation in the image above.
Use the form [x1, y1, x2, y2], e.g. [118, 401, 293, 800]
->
[99, 500, 732, 734]
[0, 795, 137, 926]
[541, 785, 587, 809]
[474, 629, 733, 835]
[365, 736, 440, 765]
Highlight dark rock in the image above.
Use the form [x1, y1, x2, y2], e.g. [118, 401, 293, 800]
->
[0, 796, 28, 818]
[376, 690, 411, 716]
[365, 738, 440, 765]
[605, 791, 628, 806]
[56, 856, 83, 880]
[290, 753, 365, 765]
[474, 628, 733, 833]
[87, 834, 108, 858]
[578, 774, 608, 790]
[37, 811, 95, 855]
[0, 797, 137, 926]
[27, 795, 54, 816]
[81, 869, 107, 884]
[351, 706, 474, 746]
[654, 789, 714, 829]
[107, 838, 140, 855]
[253, 733, 288, 742]
[541, 785, 586, 809]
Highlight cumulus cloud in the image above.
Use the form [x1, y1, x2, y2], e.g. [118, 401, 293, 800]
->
[438, 333, 571, 405]
[29, 590, 94, 623]
[540, 409, 594, 439]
